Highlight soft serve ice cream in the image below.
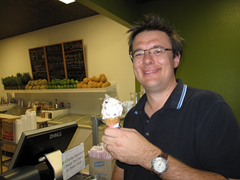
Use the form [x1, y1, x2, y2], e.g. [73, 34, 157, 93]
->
[101, 94, 123, 128]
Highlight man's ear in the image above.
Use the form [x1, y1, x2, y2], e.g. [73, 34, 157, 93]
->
[173, 51, 181, 67]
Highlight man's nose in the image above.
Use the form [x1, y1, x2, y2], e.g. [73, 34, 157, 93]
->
[143, 50, 154, 64]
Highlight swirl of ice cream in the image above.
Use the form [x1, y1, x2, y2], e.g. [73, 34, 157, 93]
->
[101, 94, 123, 119]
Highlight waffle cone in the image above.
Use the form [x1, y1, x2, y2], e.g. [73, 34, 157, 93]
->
[105, 116, 120, 125]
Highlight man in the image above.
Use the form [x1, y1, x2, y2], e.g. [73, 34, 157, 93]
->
[101, 14, 240, 180]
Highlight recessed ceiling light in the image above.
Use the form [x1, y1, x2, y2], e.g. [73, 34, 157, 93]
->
[59, 0, 75, 4]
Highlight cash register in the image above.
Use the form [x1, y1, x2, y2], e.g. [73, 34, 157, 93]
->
[0, 121, 93, 180]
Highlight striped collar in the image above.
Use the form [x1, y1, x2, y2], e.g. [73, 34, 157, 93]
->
[163, 78, 187, 110]
[134, 79, 188, 113]
[177, 84, 187, 109]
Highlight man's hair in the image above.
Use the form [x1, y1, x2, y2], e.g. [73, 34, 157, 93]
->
[127, 13, 184, 59]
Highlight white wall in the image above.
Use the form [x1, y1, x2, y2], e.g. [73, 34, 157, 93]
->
[0, 15, 135, 112]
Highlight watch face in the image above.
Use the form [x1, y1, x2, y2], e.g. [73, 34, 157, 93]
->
[152, 157, 168, 174]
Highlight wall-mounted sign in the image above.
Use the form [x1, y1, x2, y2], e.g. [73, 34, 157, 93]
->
[29, 39, 87, 81]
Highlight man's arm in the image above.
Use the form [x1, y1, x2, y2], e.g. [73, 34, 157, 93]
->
[102, 128, 239, 180]
[137, 148, 229, 180]
[159, 155, 231, 180]
[111, 154, 239, 180]
[112, 164, 124, 180]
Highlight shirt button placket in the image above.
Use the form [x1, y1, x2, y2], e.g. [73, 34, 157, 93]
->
[145, 118, 150, 137]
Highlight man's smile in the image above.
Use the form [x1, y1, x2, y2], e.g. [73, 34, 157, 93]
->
[143, 68, 160, 74]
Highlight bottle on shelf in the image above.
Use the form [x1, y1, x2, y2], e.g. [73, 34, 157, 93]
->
[54, 99, 58, 110]
[31, 111, 37, 130]
[25, 111, 31, 131]
[32, 104, 37, 113]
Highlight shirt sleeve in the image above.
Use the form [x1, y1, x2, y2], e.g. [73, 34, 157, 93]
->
[116, 159, 124, 169]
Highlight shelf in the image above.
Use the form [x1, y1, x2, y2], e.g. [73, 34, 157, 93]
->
[3, 82, 116, 94]
[0, 104, 17, 112]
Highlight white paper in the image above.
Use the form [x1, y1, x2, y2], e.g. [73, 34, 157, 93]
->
[62, 143, 85, 180]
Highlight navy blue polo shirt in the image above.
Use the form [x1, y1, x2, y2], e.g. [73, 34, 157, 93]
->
[116, 79, 240, 179]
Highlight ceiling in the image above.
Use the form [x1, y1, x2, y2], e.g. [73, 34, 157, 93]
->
[0, 0, 156, 41]
[0, 0, 99, 40]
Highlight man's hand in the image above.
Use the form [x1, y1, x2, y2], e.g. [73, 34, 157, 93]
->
[101, 127, 161, 169]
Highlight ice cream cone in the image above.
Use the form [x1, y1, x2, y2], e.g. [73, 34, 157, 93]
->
[101, 94, 123, 128]
[105, 116, 121, 126]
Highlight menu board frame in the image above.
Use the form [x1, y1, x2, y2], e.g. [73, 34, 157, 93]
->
[63, 39, 87, 81]
[45, 43, 66, 80]
[29, 46, 48, 80]
[29, 39, 87, 81]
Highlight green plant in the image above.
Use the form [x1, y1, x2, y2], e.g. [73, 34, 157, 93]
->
[22, 72, 31, 85]
[16, 73, 23, 86]
[10, 76, 17, 86]
[1, 77, 7, 86]
[1, 72, 31, 89]
[4, 76, 11, 86]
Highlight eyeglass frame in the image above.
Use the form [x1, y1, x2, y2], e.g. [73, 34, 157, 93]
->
[129, 46, 173, 61]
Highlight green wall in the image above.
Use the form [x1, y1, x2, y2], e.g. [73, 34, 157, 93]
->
[140, 0, 240, 125]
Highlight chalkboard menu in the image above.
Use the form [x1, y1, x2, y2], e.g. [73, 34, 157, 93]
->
[29, 39, 87, 81]
[63, 40, 87, 81]
[29, 47, 48, 80]
[45, 44, 66, 80]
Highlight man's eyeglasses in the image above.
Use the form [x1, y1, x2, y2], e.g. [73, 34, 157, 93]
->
[129, 46, 172, 61]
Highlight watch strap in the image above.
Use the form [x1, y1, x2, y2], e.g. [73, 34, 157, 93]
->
[151, 151, 168, 175]
[160, 151, 168, 161]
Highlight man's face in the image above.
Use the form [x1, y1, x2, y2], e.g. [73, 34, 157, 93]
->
[132, 30, 180, 92]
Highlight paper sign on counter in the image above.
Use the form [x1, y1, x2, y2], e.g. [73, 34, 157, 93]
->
[62, 143, 85, 180]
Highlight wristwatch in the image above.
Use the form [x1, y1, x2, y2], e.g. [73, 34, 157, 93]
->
[151, 151, 168, 175]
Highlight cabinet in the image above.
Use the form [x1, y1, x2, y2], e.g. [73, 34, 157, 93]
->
[0, 139, 17, 173]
